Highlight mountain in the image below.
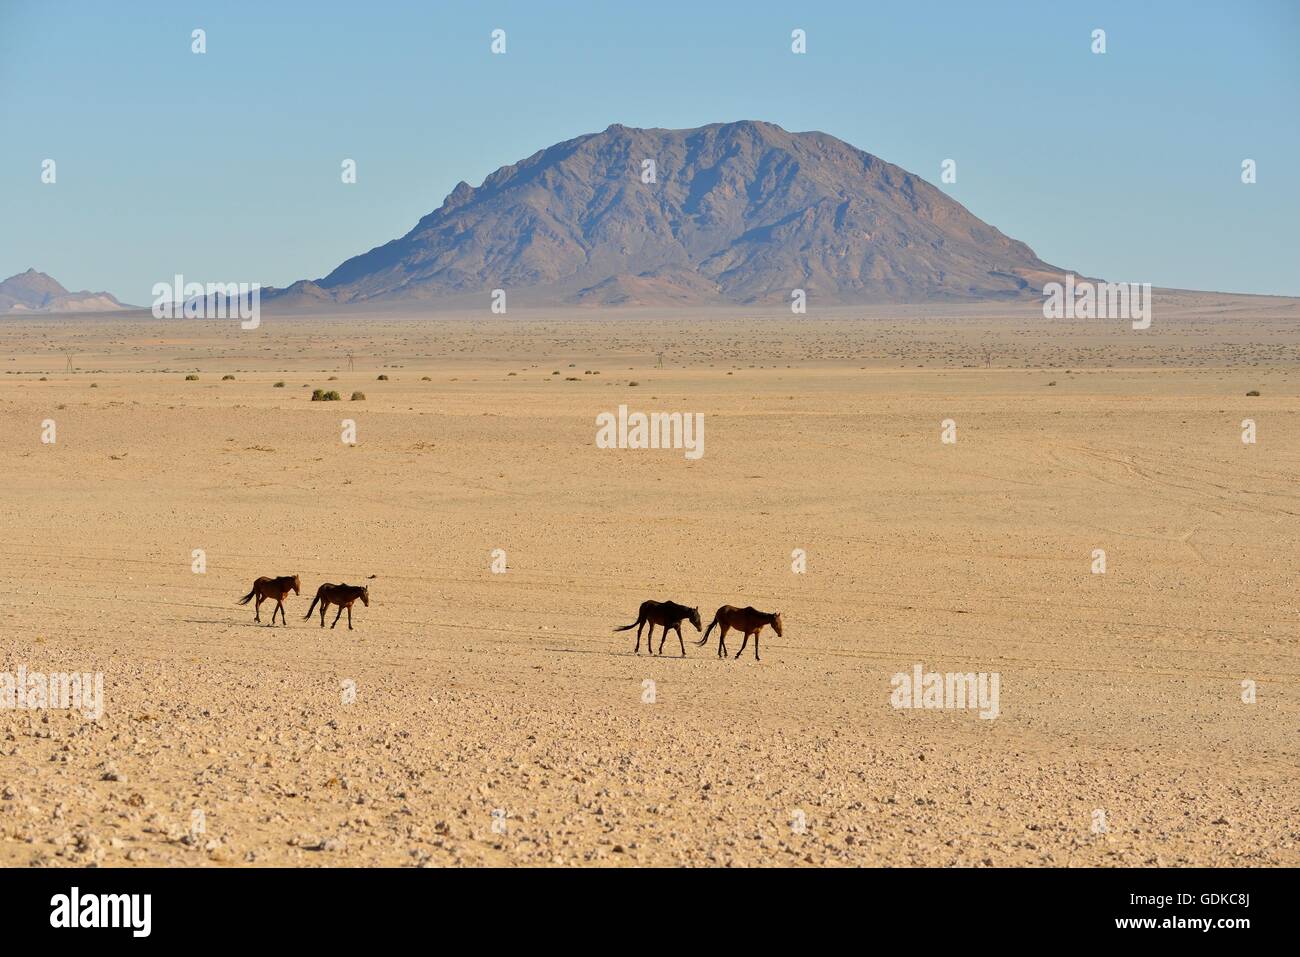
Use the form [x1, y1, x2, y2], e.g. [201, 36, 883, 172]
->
[0, 269, 133, 314]
[292, 120, 1071, 307]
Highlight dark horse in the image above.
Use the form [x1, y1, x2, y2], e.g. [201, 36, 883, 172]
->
[696, 605, 783, 661]
[304, 583, 370, 630]
[237, 575, 300, 626]
[613, 600, 702, 657]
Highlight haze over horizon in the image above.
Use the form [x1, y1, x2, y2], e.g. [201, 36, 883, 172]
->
[1, 0, 1297, 301]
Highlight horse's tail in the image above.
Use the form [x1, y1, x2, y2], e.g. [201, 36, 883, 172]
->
[236, 585, 257, 605]
[695, 615, 718, 646]
[303, 593, 321, 620]
[612, 616, 641, 633]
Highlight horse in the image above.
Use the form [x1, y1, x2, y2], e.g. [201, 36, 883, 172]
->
[236, 575, 300, 626]
[613, 600, 702, 657]
[696, 605, 783, 661]
[304, 583, 370, 630]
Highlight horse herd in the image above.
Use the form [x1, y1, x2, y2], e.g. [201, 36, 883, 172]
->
[237, 580, 782, 661]
[237, 575, 369, 630]
[615, 600, 783, 661]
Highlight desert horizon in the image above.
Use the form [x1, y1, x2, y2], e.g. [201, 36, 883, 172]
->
[2, 296, 1296, 869]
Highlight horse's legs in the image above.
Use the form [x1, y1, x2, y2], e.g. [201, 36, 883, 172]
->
[754, 631, 760, 661]
[657, 622, 668, 656]
[634, 620, 644, 654]
[274, 599, 285, 625]
[347, 604, 353, 630]
[718, 624, 730, 658]
[253, 594, 263, 622]
[331, 605, 344, 629]
[675, 624, 686, 657]
[645, 623, 655, 656]
[319, 602, 327, 628]
[734, 633, 749, 660]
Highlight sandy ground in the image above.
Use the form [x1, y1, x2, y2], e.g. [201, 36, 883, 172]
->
[0, 293, 1297, 867]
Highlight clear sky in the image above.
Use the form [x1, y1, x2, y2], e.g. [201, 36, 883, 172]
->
[1, 0, 1296, 302]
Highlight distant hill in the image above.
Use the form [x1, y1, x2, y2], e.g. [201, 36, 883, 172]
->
[268, 121, 1071, 307]
[0, 269, 133, 314]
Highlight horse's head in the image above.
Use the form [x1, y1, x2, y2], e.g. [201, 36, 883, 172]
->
[770, 611, 783, 637]
[360, 587, 370, 607]
[689, 607, 702, 631]
[292, 575, 301, 595]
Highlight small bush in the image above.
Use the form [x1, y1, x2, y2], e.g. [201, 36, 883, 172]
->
[185, 374, 199, 381]
[351, 391, 366, 401]
[421, 376, 431, 381]
[377, 374, 389, 381]
[328, 376, 338, 381]
[628, 381, 640, 387]
[311, 389, 342, 401]
[222, 374, 235, 380]
[1246, 390, 1261, 396]
[274, 381, 285, 388]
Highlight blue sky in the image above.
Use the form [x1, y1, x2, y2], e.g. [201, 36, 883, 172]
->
[1, 0, 1296, 301]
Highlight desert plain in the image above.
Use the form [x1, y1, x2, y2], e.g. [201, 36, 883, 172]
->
[0, 292, 1297, 867]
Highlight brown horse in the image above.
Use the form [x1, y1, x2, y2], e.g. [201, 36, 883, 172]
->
[695, 605, 783, 661]
[237, 575, 300, 626]
[613, 600, 702, 657]
[304, 583, 370, 630]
